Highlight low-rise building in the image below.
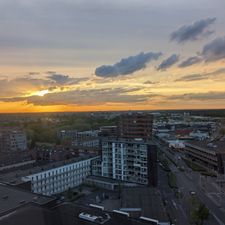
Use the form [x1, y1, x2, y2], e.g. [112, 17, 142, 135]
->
[184, 141, 225, 173]
[22, 156, 100, 196]
[72, 137, 99, 148]
[58, 129, 98, 141]
[0, 155, 100, 196]
[189, 130, 209, 140]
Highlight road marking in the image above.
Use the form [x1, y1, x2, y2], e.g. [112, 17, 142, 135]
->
[212, 213, 225, 225]
[172, 200, 177, 209]
[178, 205, 187, 219]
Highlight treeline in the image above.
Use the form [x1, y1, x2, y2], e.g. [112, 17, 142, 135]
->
[24, 114, 118, 146]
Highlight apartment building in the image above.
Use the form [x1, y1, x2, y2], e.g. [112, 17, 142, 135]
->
[119, 113, 153, 140]
[185, 141, 225, 174]
[0, 130, 27, 152]
[100, 138, 157, 186]
[72, 137, 99, 148]
[58, 130, 98, 141]
[22, 156, 100, 196]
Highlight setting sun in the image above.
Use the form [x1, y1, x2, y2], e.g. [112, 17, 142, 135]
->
[34, 89, 49, 97]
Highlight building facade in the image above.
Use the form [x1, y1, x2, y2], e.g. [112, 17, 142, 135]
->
[119, 113, 153, 140]
[72, 137, 99, 148]
[22, 156, 100, 196]
[58, 130, 98, 141]
[185, 141, 225, 173]
[0, 130, 27, 152]
[99, 138, 157, 186]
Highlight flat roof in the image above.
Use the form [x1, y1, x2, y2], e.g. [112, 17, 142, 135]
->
[0, 155, 99, 185]
[121, 187, 168, 222]
[0, 183, 53, 215]
[186, 140, 225, 153]
[0, 202, 169, 225]
[0, 204, 58, 225]
[86, 176, 122, 184]
[102, 138, 155, 145]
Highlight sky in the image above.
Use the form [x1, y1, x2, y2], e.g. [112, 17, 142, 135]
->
[0, 0, 225, 113]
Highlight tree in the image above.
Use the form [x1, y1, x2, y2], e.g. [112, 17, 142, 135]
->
[198, 203, 209, 225]
[66, 188, 73, 200]
[219, 128, 225, 136]
[190, 197, 209, 225]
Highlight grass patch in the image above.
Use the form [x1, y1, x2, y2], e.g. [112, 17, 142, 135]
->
[183, 158, 206, 172]
[201, 171, 217, 177]
[160, 158, 171, 172]
[189, 196, 209, 225]
[168, 172, 177, 189]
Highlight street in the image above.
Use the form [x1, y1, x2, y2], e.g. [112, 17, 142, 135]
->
[155, 138, 225, 225]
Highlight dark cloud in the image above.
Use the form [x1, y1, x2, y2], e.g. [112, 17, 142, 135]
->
[208, 68, 225, 75]
[178, 56, 202, 68]
[178, 37, 225, 68]
[47, 74, 70, 84]
[168, 91, 225, 101]
[143, 80, 159, 85]
[175, 74, 205, 82]
[170, 18, 216, 43]
[0, 77, 53, 98]
[157, 54, 179, 71]
[0, 72, 89, 98]
[95, 52, 162, 77]
[47, 73, 88, 85]
[0, 87, 155, 106]
[201, 37, 225, 62]
[175, 68, 225, 82]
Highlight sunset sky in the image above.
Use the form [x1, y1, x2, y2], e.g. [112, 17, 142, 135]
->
[0, 0, 225, 113]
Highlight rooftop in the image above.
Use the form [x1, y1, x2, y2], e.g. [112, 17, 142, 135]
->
[102, 137, 155, 145]
[86, 175, 125, 184]
[186, 140, 225, 153]
[0, 202, 170, 225]
[0, 155, 99, 185]
[0, 183, 54, 216]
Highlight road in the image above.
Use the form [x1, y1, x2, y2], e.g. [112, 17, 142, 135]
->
[158, 165, 190, 225]
[155, 138, 225, 225]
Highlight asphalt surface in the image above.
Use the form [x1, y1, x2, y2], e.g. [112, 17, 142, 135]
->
[158, 165, 190, 225]
[155, 138, 225, 225]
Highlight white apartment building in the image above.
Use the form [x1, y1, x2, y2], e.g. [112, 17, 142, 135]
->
[22, 156, 99, 196]
[100, 138, 157, 186]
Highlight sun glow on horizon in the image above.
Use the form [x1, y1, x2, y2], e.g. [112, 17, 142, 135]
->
[32, 89, 49, 97]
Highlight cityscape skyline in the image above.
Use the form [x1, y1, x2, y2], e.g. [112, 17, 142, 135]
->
[1, 0, 225, 113]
